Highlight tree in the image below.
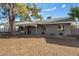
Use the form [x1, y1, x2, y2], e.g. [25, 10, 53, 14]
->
[30, 4, 42, 19]
[68, 6, 79, 38]
[68, 6, 79, 19]
[0, 3, 41, 36]
[47, 16, 52, 19]
[37, 15, 43, 19]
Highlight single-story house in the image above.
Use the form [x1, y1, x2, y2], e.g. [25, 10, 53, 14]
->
[0, 17, 79, 36]
[15, 17, 78, 36]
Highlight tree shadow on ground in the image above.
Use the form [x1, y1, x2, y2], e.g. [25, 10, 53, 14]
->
[45, 37, 79, 48]
[0, 35, 43, 39]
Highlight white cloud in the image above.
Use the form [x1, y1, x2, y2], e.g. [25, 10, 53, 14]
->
[42, 7, 57, 12]
[62, 4, 66, 8]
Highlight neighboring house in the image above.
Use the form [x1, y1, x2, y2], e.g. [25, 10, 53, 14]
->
[0, 17, 78, 36]
[0, 23, 9, 32]
[0, 24, 4, 32]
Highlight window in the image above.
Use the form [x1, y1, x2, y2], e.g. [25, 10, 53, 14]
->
[58, 25, 64, 31]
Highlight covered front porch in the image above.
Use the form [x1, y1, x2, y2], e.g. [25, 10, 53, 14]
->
[15, 21, 37, 35]
[17, 26, 37, 35]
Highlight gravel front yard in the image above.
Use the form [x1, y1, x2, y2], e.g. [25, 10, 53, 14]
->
[0, 37, 79, 56]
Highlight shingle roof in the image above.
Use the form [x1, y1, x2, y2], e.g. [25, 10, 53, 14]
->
[1, 17, 75, 26]
[52, 17, 75, 22]
[38, 17, 75, 24]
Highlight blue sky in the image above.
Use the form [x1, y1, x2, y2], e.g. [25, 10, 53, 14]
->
[36, 3, 79, 19]
[1, 3, 79, 23]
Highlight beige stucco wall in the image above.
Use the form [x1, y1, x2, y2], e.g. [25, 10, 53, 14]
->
[63, 24, 71, 35]
[73, 28, 79, 35]
[37, 25, 43, 35]
[45, 24, 58, 35]
[37, 24, 72, 36]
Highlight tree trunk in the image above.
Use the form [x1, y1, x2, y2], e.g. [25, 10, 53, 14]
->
[9, 19, 15, 36]
[8, 3, 15, 36]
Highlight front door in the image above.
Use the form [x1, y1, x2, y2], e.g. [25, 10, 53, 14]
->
[27, 26, 31, 35]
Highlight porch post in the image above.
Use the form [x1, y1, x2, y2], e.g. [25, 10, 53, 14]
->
[36, 25, 37, 35]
